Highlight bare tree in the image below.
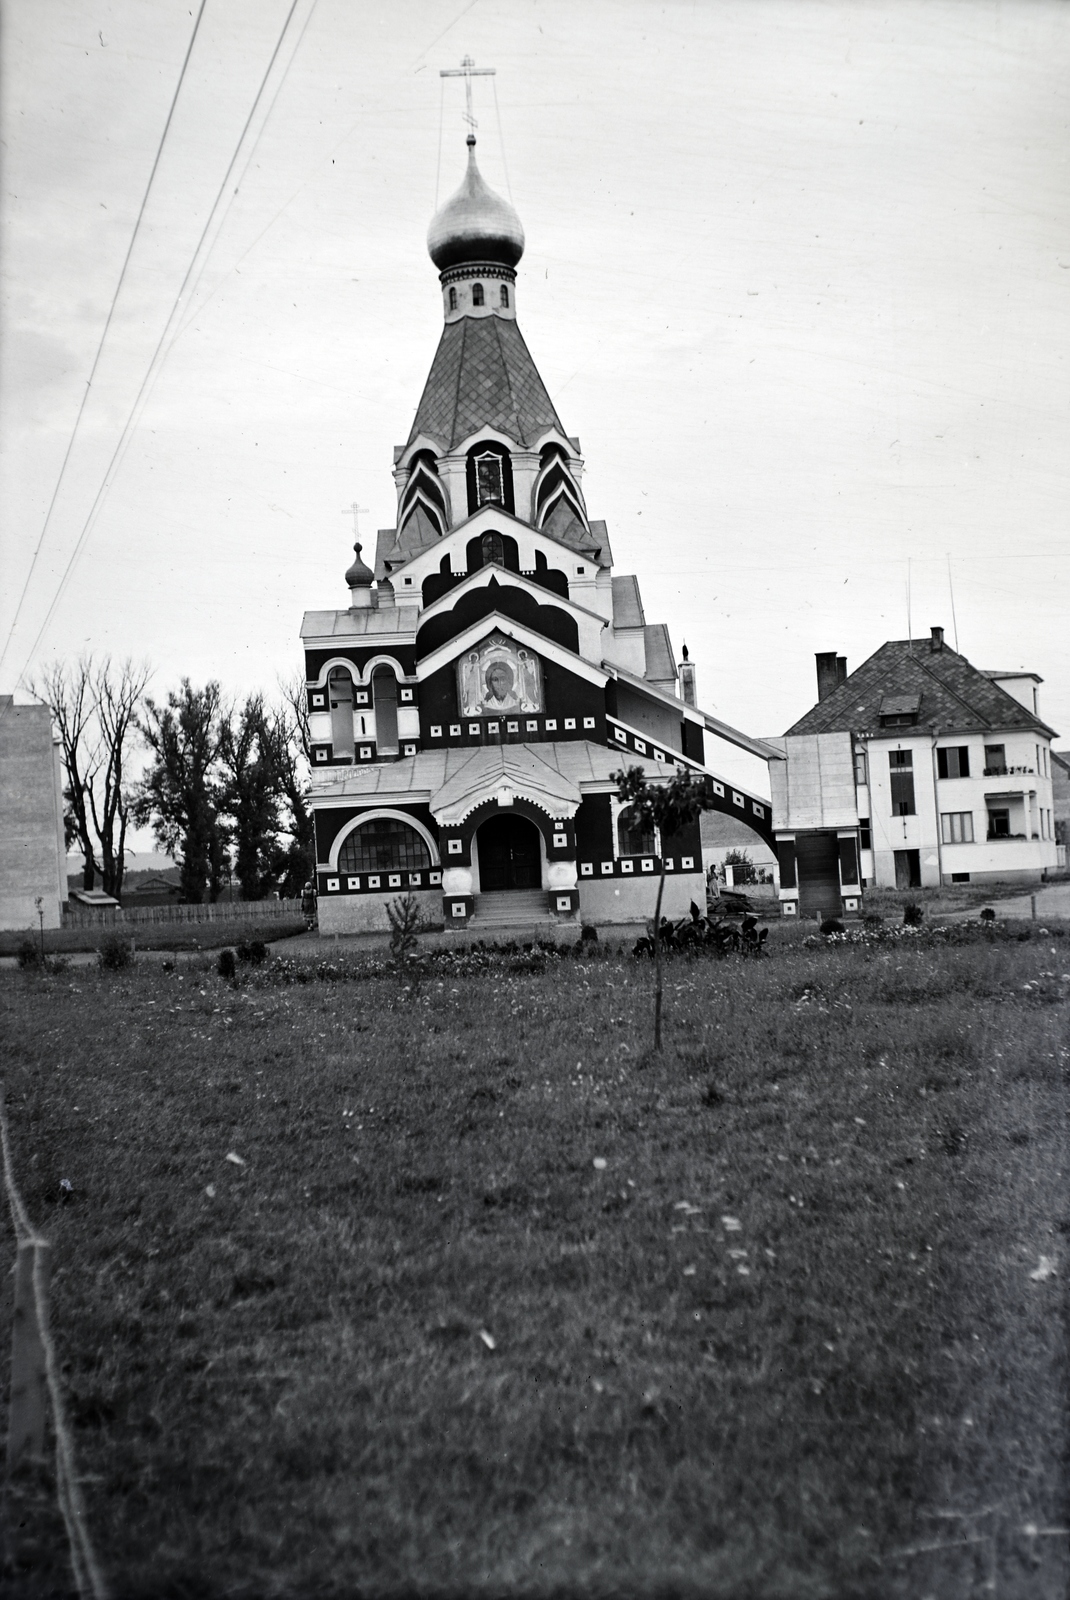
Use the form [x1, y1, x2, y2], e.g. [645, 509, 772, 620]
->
[272, 674, 315, 896]
[136, 679, 227, 903]
[30, 656, 151, 898]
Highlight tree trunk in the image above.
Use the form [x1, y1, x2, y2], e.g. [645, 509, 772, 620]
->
[652, 861, 667, 1051]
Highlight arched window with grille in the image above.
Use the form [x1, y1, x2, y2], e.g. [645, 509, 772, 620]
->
[338, 817, 432, 874]
[448, 286, 457, 311]
[617, 804, 656, 858]
[472, 282, 484, 307]
[328, 667, 355, 760]
[481, 530, 505, 566]
[500, 284, 509, 308]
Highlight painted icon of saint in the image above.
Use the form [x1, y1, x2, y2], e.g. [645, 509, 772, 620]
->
[483, 658, 516, 708]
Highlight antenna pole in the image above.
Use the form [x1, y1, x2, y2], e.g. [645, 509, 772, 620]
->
[907, 558, 912, 653]
[946, 553, 959, 651]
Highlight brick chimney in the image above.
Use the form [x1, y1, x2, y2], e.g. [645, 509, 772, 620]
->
[816, 652, 841, 702]
[930, 625, 944, 653]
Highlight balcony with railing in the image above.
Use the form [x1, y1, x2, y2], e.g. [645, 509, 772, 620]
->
[982, 765, 1034, 776]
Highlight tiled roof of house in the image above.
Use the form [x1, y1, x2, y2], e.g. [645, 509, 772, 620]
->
[786, 639, 1057, 738]
[407, 316, 565, 451]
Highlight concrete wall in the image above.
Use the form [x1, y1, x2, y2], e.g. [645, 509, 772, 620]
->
[579, 872, 704, 925]
[0, 698, 66, 930]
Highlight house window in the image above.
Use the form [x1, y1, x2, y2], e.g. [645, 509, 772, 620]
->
[984, 744, 1006, 776]
[937, 746, 970, 779]
[475, 454, 505, 506]
[941, 811, 975, 844]
[448, 287, 457, 311]
[889, 750, 914, 815]
[472, 282, 484, 307]
[854, 749, 868, 787]
[338, 818, 431, 874]
[987, 808, 1010, 839]
[617, 805, 656, 857]
[500, 284, 509, 308]
[859, 817, 871, 850]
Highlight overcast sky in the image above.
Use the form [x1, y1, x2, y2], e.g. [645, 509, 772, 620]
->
[3, 0, 1068, 814]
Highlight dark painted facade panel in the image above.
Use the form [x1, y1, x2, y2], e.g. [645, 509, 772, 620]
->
[305, 644, 418, 683]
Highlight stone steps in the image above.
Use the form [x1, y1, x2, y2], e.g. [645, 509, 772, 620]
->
[472, 890, 551, 925]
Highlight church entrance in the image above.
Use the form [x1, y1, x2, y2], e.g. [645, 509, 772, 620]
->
[477, 814, 542, 891]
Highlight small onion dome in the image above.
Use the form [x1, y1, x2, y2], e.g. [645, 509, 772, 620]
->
[345, 542, 374, 588]
[427, 136, 525, 271]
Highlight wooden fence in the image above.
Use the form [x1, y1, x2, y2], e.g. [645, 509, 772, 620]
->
[62, 898, 305, 930]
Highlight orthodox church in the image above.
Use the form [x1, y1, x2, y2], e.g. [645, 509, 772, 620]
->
[301, 131, 775, 934]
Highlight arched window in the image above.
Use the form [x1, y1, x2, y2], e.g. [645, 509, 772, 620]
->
[328, 667, 355, 760]
[372, 666, 399, 754]
[474, 451, 505, 506]
[472, 282, 484, 307]
[481, 530, 505, 565]
[617, 805, 656, 857]
[448, 287, 457, 311]
[338, 817, 431, 874]
[500, 284, 509, 308]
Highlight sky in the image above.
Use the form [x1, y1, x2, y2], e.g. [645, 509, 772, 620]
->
[3, 0, 1069, 823]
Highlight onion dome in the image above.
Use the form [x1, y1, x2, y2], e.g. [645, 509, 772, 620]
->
[427, 136, 525, 271]
[345, 542, 373, 586]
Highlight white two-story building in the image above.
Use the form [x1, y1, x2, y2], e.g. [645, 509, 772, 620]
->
[767, 628, 1059, 914]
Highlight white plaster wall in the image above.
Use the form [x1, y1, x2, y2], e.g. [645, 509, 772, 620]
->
[772, 733, 858, 831]
[318, 889, 443, 935]
[579, 873, 704, 925]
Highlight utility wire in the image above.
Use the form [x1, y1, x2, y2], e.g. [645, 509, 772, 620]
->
[0, 0, 209, 683]
[14, 0, 303, 685]
[491, 74, 513, 203]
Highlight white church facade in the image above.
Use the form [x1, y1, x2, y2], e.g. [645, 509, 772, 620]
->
[301, 129, 776, 935]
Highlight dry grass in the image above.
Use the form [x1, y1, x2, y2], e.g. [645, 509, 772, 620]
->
[2, 928, 1068, 1597]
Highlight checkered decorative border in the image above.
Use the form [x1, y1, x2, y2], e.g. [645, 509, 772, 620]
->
[578, 856, 696, 878]
[321, 869, 443, 895]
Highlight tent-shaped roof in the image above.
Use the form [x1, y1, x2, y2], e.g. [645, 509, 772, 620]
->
[407, 316, 565, 452]
[786, 639, 1057, 738]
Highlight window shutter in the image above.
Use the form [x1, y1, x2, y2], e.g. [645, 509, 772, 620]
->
[778, 839, 797, 889]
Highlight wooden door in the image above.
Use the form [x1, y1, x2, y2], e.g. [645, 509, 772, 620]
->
[478, 815, 542, 891]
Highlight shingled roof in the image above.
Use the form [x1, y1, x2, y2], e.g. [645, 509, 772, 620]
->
[786, 639, 1056, 739]
[407, 316, 565, 451]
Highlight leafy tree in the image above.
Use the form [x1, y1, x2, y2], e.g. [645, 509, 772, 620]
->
[613, 764, 707, 1051]
[136, 680, 227, 903]
[31, 656, 151, 898]
[272, 675, 315, 896]
[218, 695, 286, 899]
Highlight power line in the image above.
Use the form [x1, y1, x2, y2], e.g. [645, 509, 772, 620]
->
[14, 0, 305, 686]
[0, 0, 209, 683]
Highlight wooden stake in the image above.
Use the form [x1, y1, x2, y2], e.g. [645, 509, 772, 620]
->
[6, 1238, 50, 1473]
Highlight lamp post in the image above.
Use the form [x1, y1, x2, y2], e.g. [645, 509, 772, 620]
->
[34, 896, 45, 965]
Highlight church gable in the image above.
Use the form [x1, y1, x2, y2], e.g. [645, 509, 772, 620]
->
[415, 576, 580, 659]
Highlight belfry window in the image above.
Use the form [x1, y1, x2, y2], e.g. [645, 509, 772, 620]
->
[372, 667, 399, 754]
[472, 282, 484, 307]
[327, 667, 355, 760]
[481, 531, 505, 565]
[500, 284, 509, 308]
[448, 287, 457, 311]
[475, 452, 505, 506]
[338, 818, 431, 874]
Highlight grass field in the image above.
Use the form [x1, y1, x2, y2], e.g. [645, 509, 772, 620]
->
[0, 918, 308, 959]
[2, 926, 1068, 1598]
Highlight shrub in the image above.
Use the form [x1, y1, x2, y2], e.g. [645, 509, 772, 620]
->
[217, 949, 237, 979]
[17, 938, 40, 969]
[903, 903, 924, 927]
[579, 924, 599, 944]
[820, 917, 845, 935]
[980, 907, 996, 923]
[97, 933, 132, 971]
[237, 939, 268, 966]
